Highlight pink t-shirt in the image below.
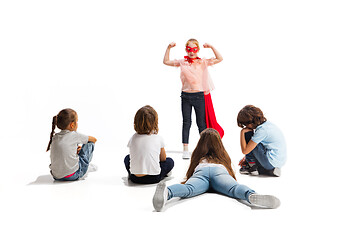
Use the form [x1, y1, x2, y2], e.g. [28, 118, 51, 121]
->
[174, 58, 215, 93]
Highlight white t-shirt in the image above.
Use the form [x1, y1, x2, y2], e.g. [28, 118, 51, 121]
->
[50, 130, 89, 179]
[127, 133, 165, 175]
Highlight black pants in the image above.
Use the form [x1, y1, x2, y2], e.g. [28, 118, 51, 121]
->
[124, 155, 174, 184]
[181, 91, 207, 144]
[244, 131, 272, 173]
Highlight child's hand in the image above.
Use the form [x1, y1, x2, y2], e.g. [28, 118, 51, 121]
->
[241, 128, 253, 134]
[239, 156, 246, 166]
[168, 42, 176, 48]
[77, 146, 82, 154]
[203, 43, 212, 48]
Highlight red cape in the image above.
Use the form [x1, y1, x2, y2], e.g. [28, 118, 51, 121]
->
[204, 93, 224, 138]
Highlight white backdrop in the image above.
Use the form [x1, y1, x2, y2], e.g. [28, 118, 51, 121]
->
[1, 1, 359, 239]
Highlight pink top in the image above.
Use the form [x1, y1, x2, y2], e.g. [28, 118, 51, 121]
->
[174, 58, 215, 93]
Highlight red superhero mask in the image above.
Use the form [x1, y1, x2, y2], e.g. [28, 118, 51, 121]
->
[186, 46, 199, 53]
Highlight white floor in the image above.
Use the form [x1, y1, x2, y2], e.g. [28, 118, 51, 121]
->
[1, 1, 359, 239]
[1, 137, 358, 239]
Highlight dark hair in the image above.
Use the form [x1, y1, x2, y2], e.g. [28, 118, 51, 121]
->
[46, 108, 77, 152]
[237, 105, 267, 129]
[182, 128, 236, 184]
[134, 105, 159, 135]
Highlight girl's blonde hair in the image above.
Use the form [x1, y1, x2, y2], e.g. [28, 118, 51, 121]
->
[134, 105, 159, 135]
[185, 38, 200, 50]
[182, 128, 236, 184]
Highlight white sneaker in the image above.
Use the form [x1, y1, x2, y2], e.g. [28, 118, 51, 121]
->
[88, 164, 98, 172]
[248, 194, 281, 209]
[153, 182, 168, 212]
[166, 170, 172, 177]
[271, 168, 281, 177]
[182, 151, 191, 159]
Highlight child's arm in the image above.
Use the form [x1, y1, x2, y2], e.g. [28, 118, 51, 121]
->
[203, 43, 223, 65]
[77, 145, 82, 154]
[88, 136, 97, 143]
[77, 136, 96, 153]
[163, 42, 180, 67]
[240, 129, 257, 154]
[160, 147, 167, 162]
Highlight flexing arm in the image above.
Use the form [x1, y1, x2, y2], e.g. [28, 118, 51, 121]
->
[163, 42, 180, 67]
[240, 129, 257, 154]
[203, 43, 223, 65]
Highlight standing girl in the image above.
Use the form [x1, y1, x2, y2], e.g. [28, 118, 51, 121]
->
[46, 108, 97, 181]
[152, 128, 280, 212]
[124, 105, 174, 184]
[163, 39, 224, 159]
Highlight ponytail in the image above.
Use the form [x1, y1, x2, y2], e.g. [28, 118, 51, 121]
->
[46, 116, 57, 152]
[46, 108, 77, 152]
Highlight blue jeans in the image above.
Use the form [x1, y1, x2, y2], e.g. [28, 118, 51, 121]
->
[124, 154, 174, 184]
[181, 91, 207, 144]
[55, 142, 95, 181]
[167, 166, 255, 202]
[244, 131, 274, 170]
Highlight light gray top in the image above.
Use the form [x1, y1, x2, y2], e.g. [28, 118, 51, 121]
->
[49, 130, 88, 179]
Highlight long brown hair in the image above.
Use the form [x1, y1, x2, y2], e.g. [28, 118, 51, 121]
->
[134, 105, 159, 135]
[182, 128, 236, 183]
[46, 108, 77, 152]
[237, 105, 267, 129]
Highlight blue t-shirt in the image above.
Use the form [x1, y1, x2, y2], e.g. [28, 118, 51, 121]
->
[251, 121, 287, 168]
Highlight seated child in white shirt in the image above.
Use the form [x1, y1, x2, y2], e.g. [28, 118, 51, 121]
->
[124, 105, 174, 184]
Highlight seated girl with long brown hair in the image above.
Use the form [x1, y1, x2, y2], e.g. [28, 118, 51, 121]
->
[152, 128, 280, 211]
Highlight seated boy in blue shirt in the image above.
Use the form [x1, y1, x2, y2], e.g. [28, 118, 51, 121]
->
[237, 105, 287, 177]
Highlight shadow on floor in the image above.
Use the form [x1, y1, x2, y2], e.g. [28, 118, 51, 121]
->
[122, 176, 174, 188]
[27, 174, 75, 185]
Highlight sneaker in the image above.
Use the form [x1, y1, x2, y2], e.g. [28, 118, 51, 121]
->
[248, 193, 281, 209]
[270, 168, 281, 177]
[166, 170, 172, 177]
[240, 163, 250, 174]
[153, 182, 168, 212]
[88, 164, 98, 172]
[182, 151, 191, 159]
[239, 163, 259, 176]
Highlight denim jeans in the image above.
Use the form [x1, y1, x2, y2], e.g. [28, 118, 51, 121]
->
[124, 155, 174, 184]
[245, 131, 274, 170]
[181, 91, 207, 144]
[167, 166, 255, 202]
[55, 142, 95, 181]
